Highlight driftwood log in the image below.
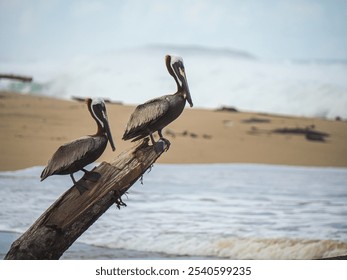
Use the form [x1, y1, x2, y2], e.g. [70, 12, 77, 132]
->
[5, 138, 167, 260]
[0, 74, 33, 83]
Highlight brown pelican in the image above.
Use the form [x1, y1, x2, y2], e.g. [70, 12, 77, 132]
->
[122, 55, 193, 150]
[41, 98, 116, 194]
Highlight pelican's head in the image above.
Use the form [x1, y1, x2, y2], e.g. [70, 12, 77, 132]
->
[165, 55, 193, 107]
[87, 98, 116, 151]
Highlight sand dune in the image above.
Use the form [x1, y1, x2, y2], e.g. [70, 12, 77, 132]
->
[0, 91, 346, 171]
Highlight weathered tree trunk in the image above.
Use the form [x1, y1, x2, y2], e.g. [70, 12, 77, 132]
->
[0, 74, 33, 83]
[5, 139, 167, 260]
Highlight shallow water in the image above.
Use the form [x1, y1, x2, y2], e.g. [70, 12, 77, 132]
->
[0, 163, 346, 259]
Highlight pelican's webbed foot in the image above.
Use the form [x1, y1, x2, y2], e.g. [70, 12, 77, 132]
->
[75, 179, 90, 195]
[70, 173, 89, 195]
[160, 137, 171, 151]
[153, 138, 170, 153]
[157, 130, 170, 151]
[82, 169, 101, 182]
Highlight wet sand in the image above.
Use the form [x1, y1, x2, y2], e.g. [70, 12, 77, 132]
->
[1, 91, 347, 171]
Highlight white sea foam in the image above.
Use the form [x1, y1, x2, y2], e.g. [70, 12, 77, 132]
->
[1, 46, 347, 118]
[102, 233, 347, 259]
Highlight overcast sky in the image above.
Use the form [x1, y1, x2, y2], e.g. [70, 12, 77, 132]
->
[1, 0, 347, 61]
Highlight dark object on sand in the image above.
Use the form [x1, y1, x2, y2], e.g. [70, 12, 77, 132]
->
[165, 129, 211, 140]
[202, 134, 212, 139]
[272, 127, 329, 142]
[122, 55, 193, 148]
[41, 98, 116, 194]
[242, 117, 271, 124]
[215, 106, 239, 113]
[305, 132, 327, 142]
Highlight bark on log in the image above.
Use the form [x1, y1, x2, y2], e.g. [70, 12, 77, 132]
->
[4, 138, 167, 260]
[0, 74, 33, 83]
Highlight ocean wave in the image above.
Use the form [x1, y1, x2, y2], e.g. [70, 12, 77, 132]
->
[87, 232, 347, 259]
[1, 46, 347, 118]
[214, 237, 347, 259]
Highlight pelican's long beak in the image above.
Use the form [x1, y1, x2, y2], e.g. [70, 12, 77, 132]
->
[106, 122, 116, 151]
[185, 86, 193, 108]
[102, 111, 116, 151]
[180, 69, 193, 107]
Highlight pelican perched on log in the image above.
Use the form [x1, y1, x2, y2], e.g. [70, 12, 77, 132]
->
[41, 98, 116, 194]
[122, 55, 193, 150]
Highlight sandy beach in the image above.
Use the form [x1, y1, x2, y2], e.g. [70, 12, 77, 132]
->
[1, 90, 347, 171]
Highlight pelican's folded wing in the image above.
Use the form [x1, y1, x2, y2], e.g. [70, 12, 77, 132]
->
[123, 96, 170, 140]
[41, 136, 97, 180]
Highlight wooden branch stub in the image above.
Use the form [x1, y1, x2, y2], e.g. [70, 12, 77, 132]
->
[5, 138, 166, 260]
[0, 74, 33, 83]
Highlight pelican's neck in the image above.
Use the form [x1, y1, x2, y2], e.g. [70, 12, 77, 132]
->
[86, 100, 104, 136]
[174, 88, 186, 98]
[95, 121, 104, 136]
[174, 79, 185, 94]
